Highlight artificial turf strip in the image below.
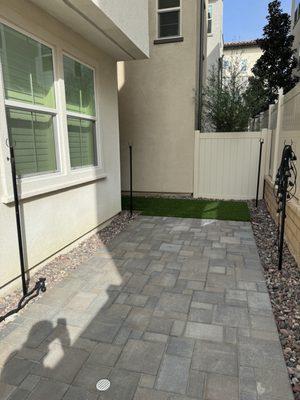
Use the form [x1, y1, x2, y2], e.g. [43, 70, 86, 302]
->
[122, 196, 250, 222]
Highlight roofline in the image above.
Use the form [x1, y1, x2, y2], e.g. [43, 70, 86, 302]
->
[224, 40, 260, 50]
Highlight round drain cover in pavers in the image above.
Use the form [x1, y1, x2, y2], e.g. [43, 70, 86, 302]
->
[96, 379, 111, 391]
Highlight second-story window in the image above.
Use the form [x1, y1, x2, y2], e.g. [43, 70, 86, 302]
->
[208, 4, 213, 34]
[157, 0, 181, 39]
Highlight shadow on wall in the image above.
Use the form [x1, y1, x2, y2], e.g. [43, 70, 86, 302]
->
[117, 60, 139, 194]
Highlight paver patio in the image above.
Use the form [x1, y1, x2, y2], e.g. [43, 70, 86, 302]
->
[0, 216, 293, 400]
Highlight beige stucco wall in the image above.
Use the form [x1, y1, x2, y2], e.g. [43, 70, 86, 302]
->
[223, 45, 263, 79]
[0, 1, 122, 291]
[207, 0, 223, 74]
[118, 0, 202, 194]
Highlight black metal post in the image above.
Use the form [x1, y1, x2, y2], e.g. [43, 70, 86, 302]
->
[129, 144, 133, 217]
[278, 175, 288, 271]
[255, 139, 264, 207]
[9, 146, 27, 296]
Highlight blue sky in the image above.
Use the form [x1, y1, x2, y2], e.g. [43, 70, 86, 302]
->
[224, 0, 291, 42]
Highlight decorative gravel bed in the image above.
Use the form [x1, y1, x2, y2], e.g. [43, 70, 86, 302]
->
[249, 200, 300, 399]
[0, 211, 137, 329]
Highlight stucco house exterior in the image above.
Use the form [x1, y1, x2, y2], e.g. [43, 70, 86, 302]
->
[206, 0, 223, 75]
[291, 0, 300, 78]
[0, 0, 149, 293]
[223, 40, 263, 80]
[118, 0, 208, 195]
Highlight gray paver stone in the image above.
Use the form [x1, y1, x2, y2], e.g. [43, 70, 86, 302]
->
[156, 354, 191, 394]
[166, 337, 194, 358]
[185, 322, 223, 342]
[156, 293, 191, 314]
[117, 339, 165, 375]
[191, 341, 238, 376]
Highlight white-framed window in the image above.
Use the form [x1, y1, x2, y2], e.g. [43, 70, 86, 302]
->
[208, 4, 213, 34]
[0, 22, 58, 177]
[0, 19, 106, 202]
[63, 55, 97, 169]
[157, 0, 181, 39]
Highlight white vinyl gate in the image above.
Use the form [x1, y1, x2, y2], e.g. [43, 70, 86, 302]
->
[193, 130, 270, 200]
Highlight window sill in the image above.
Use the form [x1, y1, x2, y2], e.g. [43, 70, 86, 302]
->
[154, 36, 184, 45]
[1, 167, 107, 204]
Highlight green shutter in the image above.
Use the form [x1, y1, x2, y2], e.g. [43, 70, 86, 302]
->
[63, 55, 95, 116]
[67, 117, 96, 168]
[0, 23, 55, 108]
[6, 108, 57, 176]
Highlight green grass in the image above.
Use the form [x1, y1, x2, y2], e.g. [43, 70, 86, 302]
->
[122, 196, 250, 222]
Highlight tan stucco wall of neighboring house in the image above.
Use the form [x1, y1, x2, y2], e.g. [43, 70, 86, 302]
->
[223, 42, 263, 80]
[207, 0, 223, 75]
[118, 0, 206, 194]
[291, 0, 300, 78]
[0, 0, 147, 292]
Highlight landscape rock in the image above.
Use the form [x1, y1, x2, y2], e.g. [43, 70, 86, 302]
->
[249, 200, 300, 400]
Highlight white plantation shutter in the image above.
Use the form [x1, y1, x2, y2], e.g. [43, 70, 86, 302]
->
[63, 55, 97, 168]
[6, 109, 56, 176]
[67, 117, 96, 168]
[0, 23, 57, 176]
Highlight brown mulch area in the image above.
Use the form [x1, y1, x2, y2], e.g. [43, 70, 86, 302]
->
[249, 200, 300, 399]
[0, 211, 137, 329]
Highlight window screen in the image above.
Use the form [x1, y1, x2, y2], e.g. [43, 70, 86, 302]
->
[159, 11, 180, 38]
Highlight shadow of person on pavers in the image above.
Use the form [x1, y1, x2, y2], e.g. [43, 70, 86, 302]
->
[0, 318, 71, 399]
[0, 216, 259, 400]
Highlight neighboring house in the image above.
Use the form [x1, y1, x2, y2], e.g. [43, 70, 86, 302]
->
[0, 0, 149, 292]
[207, 0, 224, 76]
[223, 40, 263, 80]
[118, 0, 207, 195]
[291, 0, 300, 78]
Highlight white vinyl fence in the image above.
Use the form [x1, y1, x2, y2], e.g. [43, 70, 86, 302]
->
[250, 83, 300, 199]
[194, 130, 269, 200]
